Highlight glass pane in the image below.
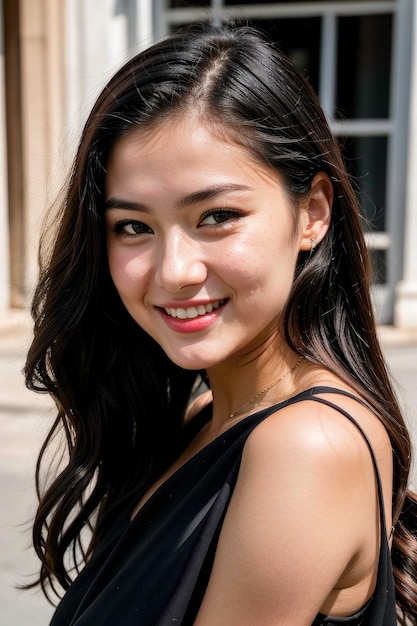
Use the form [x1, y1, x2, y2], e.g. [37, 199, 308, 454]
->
[169, 22, 208, 33]
[254, 18, 321, 93]
[337, 14, 392, 119]
[225, 0, 293, 4]
[224, 0, 383, 3]
[170, 0, 388, 4]
[169, 0, 209, 7]
[340, 135, 387, 232]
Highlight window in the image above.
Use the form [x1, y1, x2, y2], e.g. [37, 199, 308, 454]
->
[157, 0, 410, 322]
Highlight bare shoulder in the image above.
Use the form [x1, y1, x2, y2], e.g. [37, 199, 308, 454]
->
[245, 386, 392, 472]
[241, 386, 393, 527]
[195, 387, 393, 623]
[240, 385, 394, 583]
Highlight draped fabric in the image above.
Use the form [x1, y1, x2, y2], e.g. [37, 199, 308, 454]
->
[50, 387, 396, 625]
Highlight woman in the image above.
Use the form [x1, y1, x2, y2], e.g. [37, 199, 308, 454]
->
[25, 22, 417, 625]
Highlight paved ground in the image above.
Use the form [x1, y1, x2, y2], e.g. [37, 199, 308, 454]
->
[0, 311, 416, 625]
[0, 313, 55, 625]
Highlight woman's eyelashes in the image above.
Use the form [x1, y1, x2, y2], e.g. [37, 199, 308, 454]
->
[111, 219, 153, 237]
[198, 208, 245, 227]
[109, 208, 245, 238]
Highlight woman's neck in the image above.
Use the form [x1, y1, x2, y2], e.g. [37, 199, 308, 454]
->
[205, 336, 302, 435]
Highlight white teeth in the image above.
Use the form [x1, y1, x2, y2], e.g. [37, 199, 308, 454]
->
[164, 299, 225, 319]
[186, 307, 199, 319]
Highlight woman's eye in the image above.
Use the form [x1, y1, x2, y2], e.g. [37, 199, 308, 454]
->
[112, 220, 153, 236]
[199, 209, 243, 226]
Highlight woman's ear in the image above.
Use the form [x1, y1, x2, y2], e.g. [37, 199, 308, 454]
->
[299, 172, 333, 252]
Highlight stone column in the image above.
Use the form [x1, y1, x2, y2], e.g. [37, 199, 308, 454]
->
[395, 3, 417, 329]
[0, 2, 10, 313]
[19, 0, 65, 300]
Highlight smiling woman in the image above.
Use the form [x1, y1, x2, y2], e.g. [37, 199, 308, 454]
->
[104, 117, 318, 370]
[24, 21, 417, 626]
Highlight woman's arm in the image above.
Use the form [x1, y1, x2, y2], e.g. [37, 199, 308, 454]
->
[195, 397, 392, 625]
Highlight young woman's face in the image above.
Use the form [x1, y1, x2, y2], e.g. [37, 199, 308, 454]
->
[105, 117, 307, 371]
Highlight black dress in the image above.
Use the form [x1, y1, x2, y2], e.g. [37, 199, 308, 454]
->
[50, 387, 397, 625]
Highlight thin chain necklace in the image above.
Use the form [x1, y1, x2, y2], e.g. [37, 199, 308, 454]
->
[230, 357, 304, 419]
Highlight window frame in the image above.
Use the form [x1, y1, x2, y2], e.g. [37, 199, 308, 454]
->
[153, 0, 413, 323]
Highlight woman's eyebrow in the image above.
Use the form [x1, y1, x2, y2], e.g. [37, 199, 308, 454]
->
[105, 183, 252, 212]
[104, 198, 146, 212]
[178, 183, 252, 207]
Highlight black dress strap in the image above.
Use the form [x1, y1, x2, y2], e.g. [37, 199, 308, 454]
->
[294, 389, 397, 625]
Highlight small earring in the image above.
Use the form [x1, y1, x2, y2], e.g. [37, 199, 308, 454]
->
[310, 237, 317, 253]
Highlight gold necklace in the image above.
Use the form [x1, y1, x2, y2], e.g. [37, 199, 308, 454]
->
[230, 357, 303, 419]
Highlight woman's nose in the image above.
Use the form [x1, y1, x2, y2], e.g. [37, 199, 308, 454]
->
[154, 231, 207, 292]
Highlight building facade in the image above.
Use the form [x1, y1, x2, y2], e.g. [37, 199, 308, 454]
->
[0, 0, 416, 327]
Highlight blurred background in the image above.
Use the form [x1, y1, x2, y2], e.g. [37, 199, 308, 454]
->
[0, 0, 416, 326]
[0, 1, 416, 624]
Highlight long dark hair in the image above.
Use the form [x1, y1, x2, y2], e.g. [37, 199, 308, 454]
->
[25, 21, 417, 621]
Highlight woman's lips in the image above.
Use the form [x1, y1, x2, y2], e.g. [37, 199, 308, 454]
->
[157, 299, 228, 333]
